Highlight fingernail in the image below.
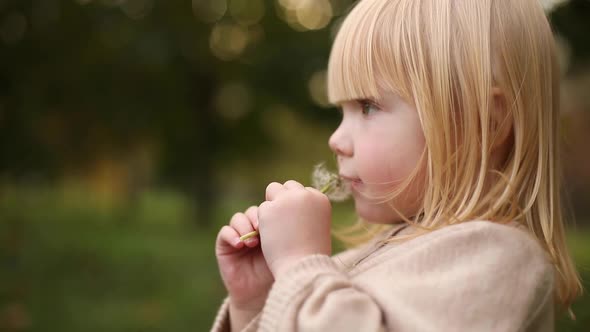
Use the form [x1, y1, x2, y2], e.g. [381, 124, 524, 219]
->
[233, 238, 242, 246]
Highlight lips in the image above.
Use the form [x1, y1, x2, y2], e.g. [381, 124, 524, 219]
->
[339, 174, 362, 184]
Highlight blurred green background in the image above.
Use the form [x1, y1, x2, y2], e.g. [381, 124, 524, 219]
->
[0, 0, 589, 331]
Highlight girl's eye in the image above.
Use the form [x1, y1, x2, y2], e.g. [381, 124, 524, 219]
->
[360, 100, 380, 116]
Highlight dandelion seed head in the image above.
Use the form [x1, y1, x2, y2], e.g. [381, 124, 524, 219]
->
[312, 162, 351, 202]
[312, 162, 333, 189]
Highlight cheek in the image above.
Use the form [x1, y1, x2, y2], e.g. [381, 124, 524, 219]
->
[356, 128, 425, 190]
[355, 141, 392, 183]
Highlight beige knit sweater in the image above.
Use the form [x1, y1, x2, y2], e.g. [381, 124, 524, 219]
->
[211, 220, 555, 332]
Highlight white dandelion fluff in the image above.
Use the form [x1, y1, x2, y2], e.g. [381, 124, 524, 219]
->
[312, 162, 351, 202]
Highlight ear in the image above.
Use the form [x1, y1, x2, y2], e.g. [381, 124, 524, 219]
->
[490, 86, 513, 151]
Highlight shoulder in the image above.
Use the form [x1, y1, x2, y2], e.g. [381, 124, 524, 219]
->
[393, 221, 555, 292]
[373, 220, 554, 278]
[425, 219, 531, 238]
[411, 220, 549, 259]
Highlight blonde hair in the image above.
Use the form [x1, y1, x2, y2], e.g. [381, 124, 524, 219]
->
[327, 0, 583, 318]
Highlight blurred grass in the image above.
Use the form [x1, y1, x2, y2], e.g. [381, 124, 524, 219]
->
[0, 185, 588, 331]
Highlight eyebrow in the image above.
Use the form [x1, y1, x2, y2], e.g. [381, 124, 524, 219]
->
[337, 97, 379, 106]
[356, 98, 376, 104]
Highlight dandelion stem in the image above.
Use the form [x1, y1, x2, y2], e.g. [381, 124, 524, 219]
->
[319, 179, 337, 194]
[239, 231, 259, 242]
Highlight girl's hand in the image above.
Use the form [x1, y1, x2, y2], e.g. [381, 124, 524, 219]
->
[258, 180, 332, 277]
[215, 206, 274, 310]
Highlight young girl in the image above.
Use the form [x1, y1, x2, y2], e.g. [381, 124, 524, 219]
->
[212, 0, 583, 330]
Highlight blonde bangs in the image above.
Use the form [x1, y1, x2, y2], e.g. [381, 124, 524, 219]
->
[327, 0, 412, 105]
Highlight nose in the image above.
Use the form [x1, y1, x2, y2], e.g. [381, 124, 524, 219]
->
[329, 123, 353, 157]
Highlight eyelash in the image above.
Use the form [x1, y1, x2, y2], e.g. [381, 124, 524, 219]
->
[335, 100, 380, 118]
[359, 99, 380, 116]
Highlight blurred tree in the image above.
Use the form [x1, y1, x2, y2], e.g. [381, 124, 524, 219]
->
[1, 0, 586, 226]
[0, 0, 342, 226]
[550, 0, 590, 70]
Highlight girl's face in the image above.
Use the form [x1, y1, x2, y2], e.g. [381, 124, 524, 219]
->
[329, 91, 426, 223]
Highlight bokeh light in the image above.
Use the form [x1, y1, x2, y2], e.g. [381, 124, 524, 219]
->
[209, 22, 249, 60]
[276, 0, 334, 31]
[192, 0, 227, 23]
[229, 0, 265, 26]
[296, 0, 333, 30]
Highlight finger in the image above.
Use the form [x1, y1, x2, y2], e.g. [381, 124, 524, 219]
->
[283, 180, 304, 190]
[306, 186, 331, 200]
[216, 225, 243, 252]
[230, 212, 255, 236]
[306, 187, 331, 205]
[265, 182, 285, 201]
[244, 205, 259, 229]
[229, 212, 259, 247]
[257, 201, 271, 227]
[305, 186, 324, 195]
